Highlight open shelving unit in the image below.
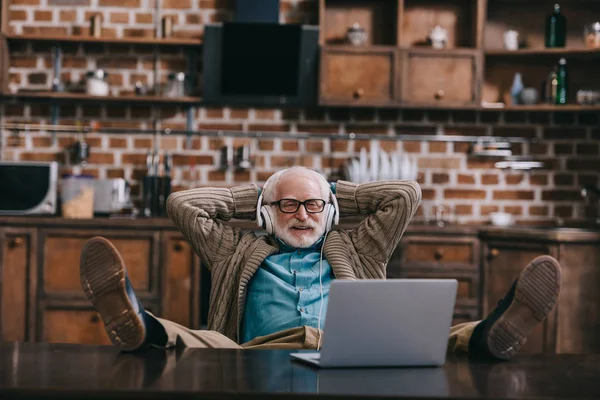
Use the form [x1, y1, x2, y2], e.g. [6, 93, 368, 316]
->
[5, 33, 202, 47]
[318, 0, 600, 110]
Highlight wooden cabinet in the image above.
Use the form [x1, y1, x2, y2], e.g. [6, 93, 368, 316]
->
[161, 232, 201, 329]
[0, 228, 35, 342]
[320, 47, 399, 106]
[402, 51, 478, 105]
[482, 239, 559, 355]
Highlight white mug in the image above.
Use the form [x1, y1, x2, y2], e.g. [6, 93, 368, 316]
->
[503, 30, 519, 51]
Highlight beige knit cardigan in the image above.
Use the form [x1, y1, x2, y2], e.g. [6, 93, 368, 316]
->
[166, 180, 422, 343]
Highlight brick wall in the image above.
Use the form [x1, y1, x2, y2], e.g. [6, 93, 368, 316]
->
[1, 0, 599, 225]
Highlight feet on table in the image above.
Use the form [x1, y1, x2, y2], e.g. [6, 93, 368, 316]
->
[80, 236, 151, 351]
[470, 255, 562, 360]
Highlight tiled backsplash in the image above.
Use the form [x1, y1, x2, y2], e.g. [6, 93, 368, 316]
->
[1, 0, 599, 225]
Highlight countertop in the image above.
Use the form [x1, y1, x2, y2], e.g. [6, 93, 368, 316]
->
[0, 216, 599, 242]
[1, 342, 600, 399]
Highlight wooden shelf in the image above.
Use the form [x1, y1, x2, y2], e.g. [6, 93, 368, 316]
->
[6, 34, 202, 47]
[495, 104, 600, 112]
[486, 47, 600, 57]
[2, 91, 202, 105]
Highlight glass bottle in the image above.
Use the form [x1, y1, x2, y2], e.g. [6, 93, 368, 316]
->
[545, 4, 566, 48]
[545, 66, 558, 104]
[556, 58, 568, 105]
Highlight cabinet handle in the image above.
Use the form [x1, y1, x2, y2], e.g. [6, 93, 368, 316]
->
[488, 248, 500, 259]
[173, 242, 184, 252]
[434, 89, 445, 100]
[434, 249, 444, 261]
[90, 314, 100, 323]
[8, 237, 24, 248]
[353, 88, 365, 99]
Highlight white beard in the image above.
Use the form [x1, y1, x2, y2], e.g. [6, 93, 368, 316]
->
[273, 216, 326, 248]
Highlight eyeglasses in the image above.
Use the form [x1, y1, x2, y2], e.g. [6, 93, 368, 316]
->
[269, 198, 327, 214]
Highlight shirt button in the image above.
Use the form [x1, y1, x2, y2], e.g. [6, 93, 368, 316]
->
[298, 288, 303, 292]
[299, 308, 305, 313]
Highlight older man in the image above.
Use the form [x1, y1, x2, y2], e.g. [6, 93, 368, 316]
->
[80, 166, 561, 359]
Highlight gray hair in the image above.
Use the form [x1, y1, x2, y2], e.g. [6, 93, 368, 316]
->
[262, 166, 330, 203]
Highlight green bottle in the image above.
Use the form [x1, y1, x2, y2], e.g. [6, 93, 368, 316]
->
[545, 4, 566, 47]
[556, 58, 568, 105]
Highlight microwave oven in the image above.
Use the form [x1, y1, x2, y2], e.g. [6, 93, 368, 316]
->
[0, 161, 58, 215]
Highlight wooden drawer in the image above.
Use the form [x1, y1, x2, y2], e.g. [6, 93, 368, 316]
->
[400, 269, 479, 306]
[320, 47, 398, 106]
[40, 229, 158, 295]
[42, 308, 111, 345]
[401, 238, 477, 267]
[402, 51, 477, 105]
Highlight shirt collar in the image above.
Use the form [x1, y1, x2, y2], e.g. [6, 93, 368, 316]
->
[275, 235, 324, 253]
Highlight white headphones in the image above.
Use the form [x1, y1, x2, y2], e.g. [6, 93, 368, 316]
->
[256, 170, 339, 235]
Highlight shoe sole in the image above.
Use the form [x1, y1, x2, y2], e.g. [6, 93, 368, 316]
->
[80, 237, 145, 351]
[487, 255, 561, 360]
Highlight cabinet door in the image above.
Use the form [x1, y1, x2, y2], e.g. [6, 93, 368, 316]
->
[402, 51, 477, 105]
[556, 243, 600, 353]
[39, 229, 159, 297]
[42, 308, 111, 345]
[161, 232, 200, 329]
[0, 229, 36, 342]
[482, 240, 558, 355]
[320, 47, 398, 106]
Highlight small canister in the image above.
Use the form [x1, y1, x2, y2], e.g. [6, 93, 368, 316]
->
[162, 16, 174, 38]
[86, 69, 109, 96]
[90, 14, 102, 38]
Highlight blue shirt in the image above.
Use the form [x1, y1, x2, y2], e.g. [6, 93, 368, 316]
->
[241, 237, 334, 344]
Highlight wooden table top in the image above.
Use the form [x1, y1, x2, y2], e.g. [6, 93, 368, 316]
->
[1, 343, 600, 399]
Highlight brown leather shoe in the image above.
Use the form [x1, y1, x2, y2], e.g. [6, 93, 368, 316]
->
[470, 255, 562, 360]
[80, 236, 146, 351]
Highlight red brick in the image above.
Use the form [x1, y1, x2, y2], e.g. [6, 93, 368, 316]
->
[578, 175, 599, 186]
[256, 171, 276, 182]
[254, 109, 277, 120]
[34, 10, 53, 21]
[62, 56, 87, 68]
[331, 141, 348, 152]
[28, 73, 47, 84]
[481, 205, 500, 215]
[544, 127, 586, 140]
[186, 13, 203, 24]
[107, 168, 125, 178]
[576, 143, 599, 156]
[136, 13, 154, 23]
[541, 190, 582, 201]
[162, 0, 191, 8]
[348, 125, 388, 134]
[122, 153, 148, 165]
[378, 109, 400, 121]
[299, 140, 322, 153]
[554, 174, 574, 186]
[481, 174, 499, 185]
[530, 143, 549, 155]
[457, 174, 475, 184]
[529, 206, 549, 216]
[123, 28, 154, 38]
[453, 142, 470, 153]
[379, 140, 397, 153]
[110, 12, 130, 23]
[88, 153, 114, 164]
[207, 170, 226, 181]
[282, 141, 300, 152]
[505, 174, 524, 185]
[395, 125, 437, 135]
[402, 110, 426, 122]
[229, 108, 249, 119]
[298, 124, 340, 134]
[59, 10, 77, 22]
[247, 124, 289, 132]
[204, 108, 224, 119]
[130, 106, 152, 119]
[566, 159, 600, 171]
[233, 170, 251, 182]
[109, 138, 127, 148]
[198, 123, 244, 131]
[428, 142, 447, 153]
[466, 160, 496, 170]
[258, 140, 275, 151]
[12, 0, 40, 4]
[10, 56, 38, 68]
[555, 205, 573, 218]
[504, 206, 523, 215]
[432, 173, 449, 184]
[20, 152, 65, 162]
[454, 205, 473, 215]
[444, 189, 486, 200]
[492, 127, 537, 138]
[419, 157, 461, 169]
[554, 143, 573, 155]
[530, 174, 548, 186]
[421, 189, 436, 200]
[492, 190, 534, 200]
[9, 10, 28, 20]
[32, 136, 53, 147]
[173, 155, 213, 166]
[403, 141, 421, 153]
[99, 0, 140, 6]
[444, 126, 487, 136]
[352, 109, 376, 121]
[22, 26, 68, 35]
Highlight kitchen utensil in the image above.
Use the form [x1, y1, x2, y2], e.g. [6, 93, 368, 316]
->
[428, 26, 448, 49]
[165, 72, 187, 97]
[584, 22, 600, 48]
[86, 70, 109, 96]
[346, 23, 368, 46]
[359, 147, 368, 183]
[510, 72, 524, 105]
[391, 152, 399, 180]
[503, 30, 519, 50]
[490, 212, 513, 227]
[520, 87, 539, 105]
[90, 14, 102, 38]
[162, 15, 174, 38]
[61, 174, 95, 219]
[370, 142, 379, 181]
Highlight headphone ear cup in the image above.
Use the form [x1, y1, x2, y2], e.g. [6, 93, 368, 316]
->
[324, 204, 335, 232]
[261, 205, 275, 235]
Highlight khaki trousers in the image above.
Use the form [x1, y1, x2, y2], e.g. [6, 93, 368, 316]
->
[153, 316, 479, 354]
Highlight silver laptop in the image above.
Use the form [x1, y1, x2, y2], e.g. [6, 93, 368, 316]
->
[290, 279, 458, 368]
